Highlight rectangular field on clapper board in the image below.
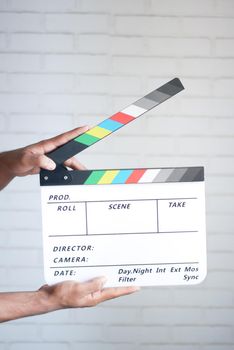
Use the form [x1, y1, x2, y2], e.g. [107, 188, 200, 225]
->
[40, 78, 207, 287]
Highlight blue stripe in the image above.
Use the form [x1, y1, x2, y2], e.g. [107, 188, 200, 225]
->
[98, 119, 123, 132]
[112, 169, 133, 184]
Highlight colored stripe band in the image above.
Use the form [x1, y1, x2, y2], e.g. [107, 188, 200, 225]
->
[46, 78, 184, 165]
[40, 167, 204, 186]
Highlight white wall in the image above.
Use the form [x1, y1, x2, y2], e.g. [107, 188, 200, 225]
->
[0, 0, 234, 349]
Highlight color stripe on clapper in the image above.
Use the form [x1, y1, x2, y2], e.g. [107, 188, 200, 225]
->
[47, 78, 184, 165]
[69, 167, 204, 185]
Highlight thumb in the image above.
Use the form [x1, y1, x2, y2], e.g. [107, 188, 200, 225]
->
[36, 154, 56, 171]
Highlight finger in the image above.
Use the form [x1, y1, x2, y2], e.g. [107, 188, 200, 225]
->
[77, 277, 107, 297]
[93, 286, 140, 304]
[36, 155, 56, 171]
[38, 126, 90, 154]
[20, 153, 56, 173]
[64, 157, 87, 170]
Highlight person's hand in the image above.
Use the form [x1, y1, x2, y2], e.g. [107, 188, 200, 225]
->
[0, 277, 140, 323]
[39, 277, 140, 310]
[0, 126, 89, 189]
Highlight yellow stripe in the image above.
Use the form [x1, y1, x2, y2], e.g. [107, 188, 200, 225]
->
[98, 170, 120, 184]
[86, 126, 111, 139]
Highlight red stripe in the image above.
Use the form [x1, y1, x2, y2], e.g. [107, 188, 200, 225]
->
[125, 169, 146, 184]
[110, 112, 135, 124]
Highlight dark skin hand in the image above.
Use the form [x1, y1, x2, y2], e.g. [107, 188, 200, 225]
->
[0, 126, 140, 322]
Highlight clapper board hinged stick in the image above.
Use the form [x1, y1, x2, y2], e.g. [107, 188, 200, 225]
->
[40, 78, 207, 287]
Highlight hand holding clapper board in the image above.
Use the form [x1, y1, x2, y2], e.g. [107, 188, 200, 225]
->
[40, 78, 207, 287]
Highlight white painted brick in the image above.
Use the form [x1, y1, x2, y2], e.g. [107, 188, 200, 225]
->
[9, 73, 74, 93]
[0, 325, 39, 341]
[208, 252, 234, 270]
[0, 73, 7, 91]
[140, 346, 202, 350]
[70, 344, 136, 350]
[9, 114, 73, 133]
[178, 137, 234, 156]
[214, 79, 234, 97]
[207, 213, 234, 233]
[0, 32, 6, 49]
[1, 175, 39, 192]
[150, 0, 215, 16]
[36, 309, 72, 324]
[175, 78, 212, 97]
[8, 230, 42, 249]
[77, 75, 141, 95]
[10, 0, 76, 12]
[110, 0, 147, 14]
[46, 14, 109, 33]
[0, 267, 7, 280]
[205, 271, 234, 289]
[0, 113, 5, 130]
[181, 98, 234, 117]
[115, 16, 180, 36]
[113, 57, 177, 75]
[40, 94, 108, 114]
[173, 289, 233, 307]
[179, 58, 234, 78]
[204, 346, 234, 350]
[142, 307, 202, 325]
[208, 234, 234, 252]
[0, 248, 40, 267]
[73, 306, 141, 325]
[173, 326, 233, 343]
[77, 75, 109, 93]
[0, 192, 39, 210]
[0, 211, 41, 230]
[0, 0, 8, 10]
[80, 0, 147, 14]
[0, 13, 43, 32]
[111, 36, 145, 55]
[0, 230, 8, 247]
[209, 157, 234, 175]
[41, 325, 103, 341]
[181, 18, 234, 37]
[146, 116, 211, 137]
[147, 38, 211, 57]
[79, 0, 111, 13]
[9, 34, 74, 53]
[207, 195, 234, 214]
[106, 325, 170, 343]
[106, 288, 173, 307]
[9, 344, 69, 350]
[0, 53, 41, 72]
[77, 152, 142, 170]
[215, 0, 234, 16]
[206, 176, 234, 195]
[45, 54, 109, 74]
[0, 94, 39, 113]
[215, 39, 234, 57]
[0, 133, 41, 150]
[78, 34, 109, 53]
[92, 135, 177, 156]
[109, 75, 141, 94]
[7, 267, 44, 287]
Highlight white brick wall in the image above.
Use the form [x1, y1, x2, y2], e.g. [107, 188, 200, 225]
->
[0, 0, 234, 349]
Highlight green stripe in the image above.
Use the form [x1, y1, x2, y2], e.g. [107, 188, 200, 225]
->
[84, 170, 106, 184]
[74, 133, 99, 146]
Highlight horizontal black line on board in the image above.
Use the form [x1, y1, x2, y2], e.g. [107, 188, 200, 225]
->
[48, 230, 199, 237]
[47, 197, 198, 204]
[49, 262, 199, 269]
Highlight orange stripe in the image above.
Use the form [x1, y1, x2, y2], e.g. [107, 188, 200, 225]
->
[125, 169, 146, 184]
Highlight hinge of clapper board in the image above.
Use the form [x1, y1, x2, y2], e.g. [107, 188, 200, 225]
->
[40, 78, 184, 185]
